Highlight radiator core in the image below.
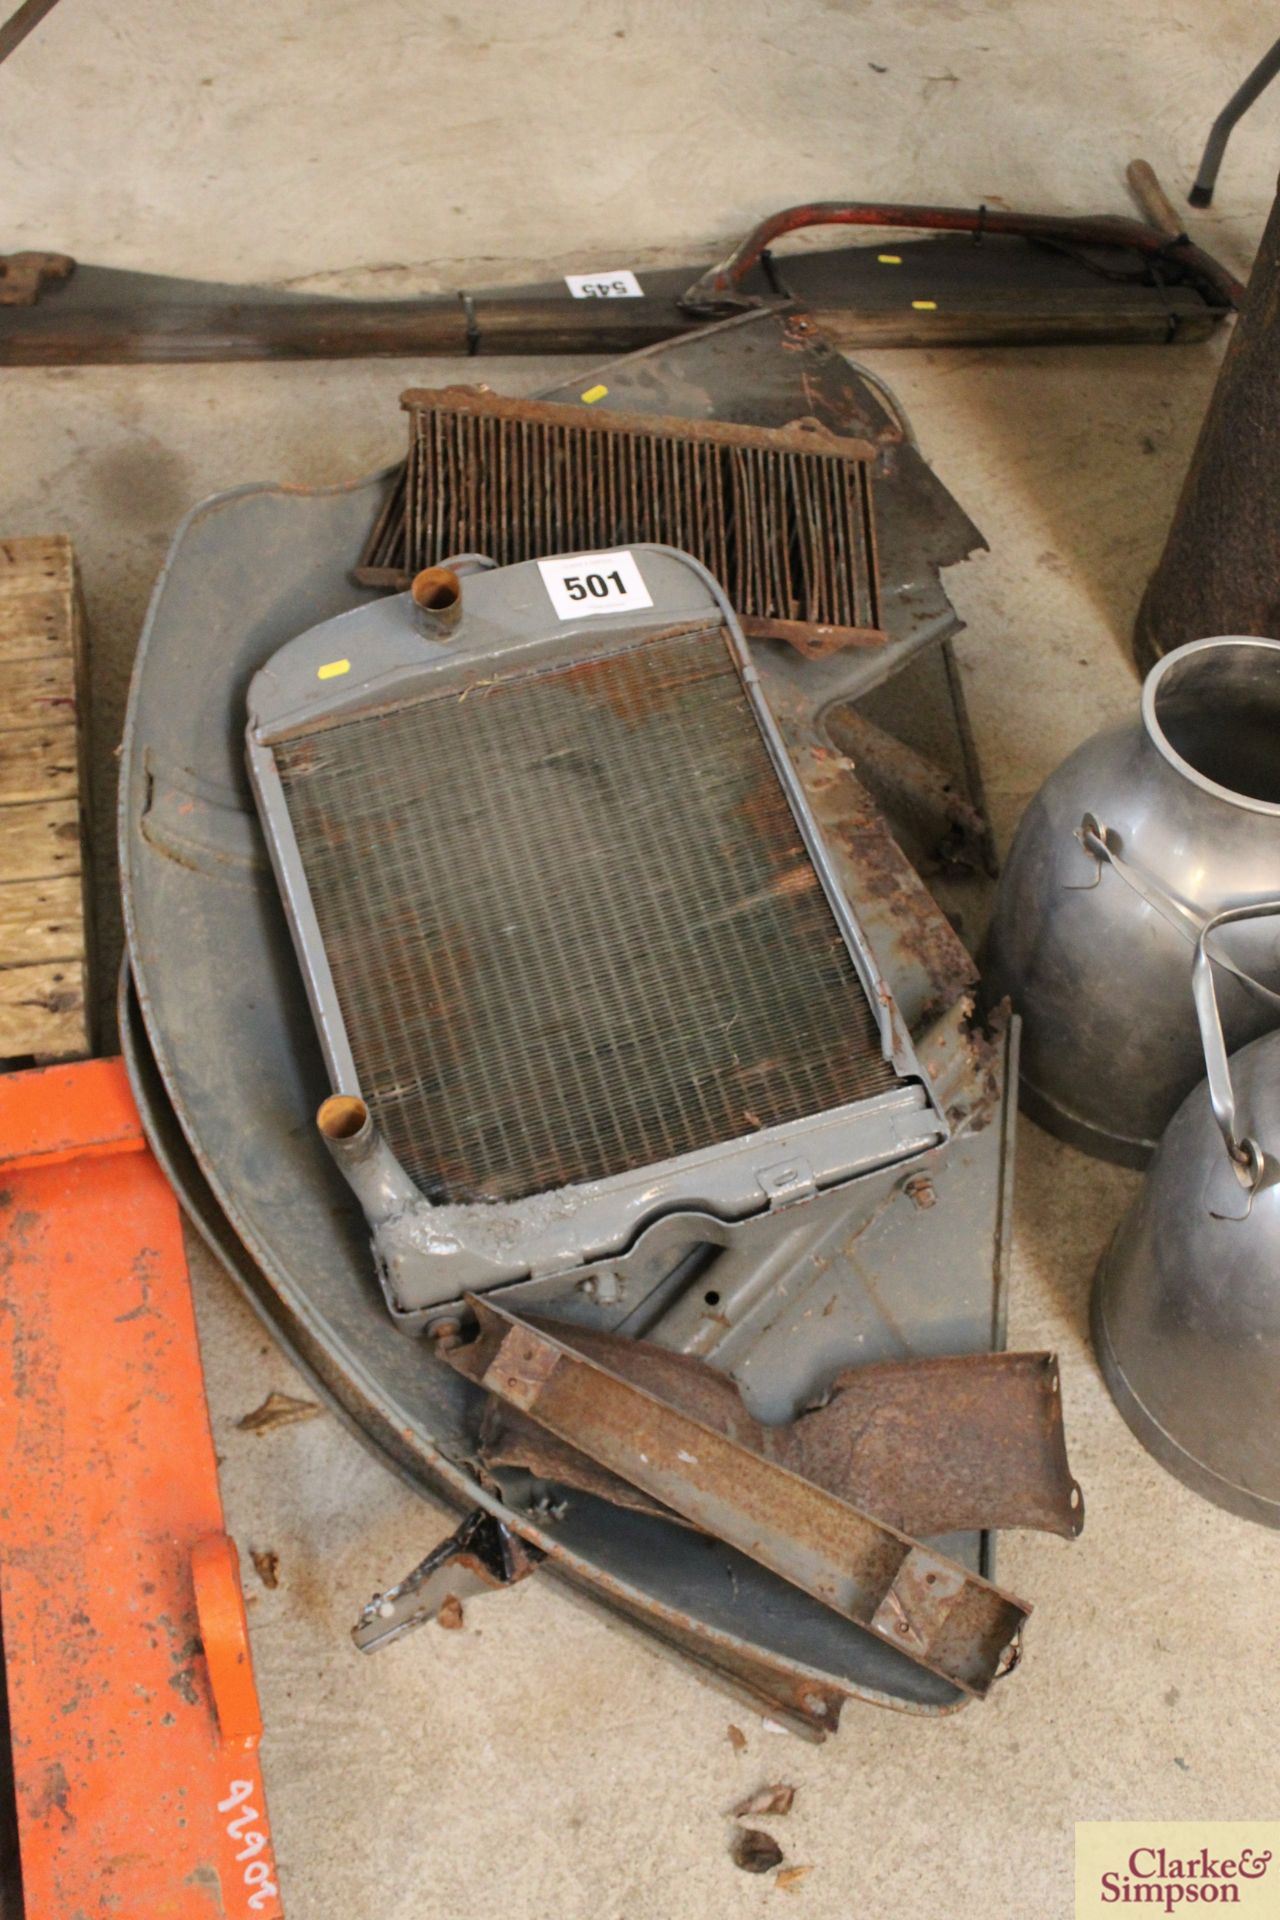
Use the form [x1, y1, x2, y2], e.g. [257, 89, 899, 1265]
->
[271, 622, 899, 1205]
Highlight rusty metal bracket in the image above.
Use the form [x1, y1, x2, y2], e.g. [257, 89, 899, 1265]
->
[446, 1297, 1031, 1699]
[0, 249, 74, 306]
[352, 1509, 542, 1652]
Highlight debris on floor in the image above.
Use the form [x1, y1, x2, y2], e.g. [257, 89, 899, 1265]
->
[251, 1548, 281, 1590]
[776, 1865, 815, 1892]
[732, 1784, 797, 1818]
[730, 1829, 786, 1875]
[236, 1390, 323, 1434]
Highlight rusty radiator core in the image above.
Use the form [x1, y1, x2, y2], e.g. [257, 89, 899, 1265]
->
[272, 623, 900, 1205]
[356, 387, 884, 655]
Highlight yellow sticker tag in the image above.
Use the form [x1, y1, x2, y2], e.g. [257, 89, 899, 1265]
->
[317, 659, 350, 680]
[911, 299, 938, 311]
[877, 253, 903, 264]
[581, 384, 609, 404]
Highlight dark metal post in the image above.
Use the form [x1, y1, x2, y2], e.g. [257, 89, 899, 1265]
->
[1134, 178, 1280, 671]
[1190, 36, 1280, 208]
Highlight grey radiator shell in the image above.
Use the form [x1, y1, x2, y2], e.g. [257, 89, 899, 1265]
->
[246, 548, 945, 1321]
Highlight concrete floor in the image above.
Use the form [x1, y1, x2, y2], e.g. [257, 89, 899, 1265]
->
[3, 3, 1279, 1915]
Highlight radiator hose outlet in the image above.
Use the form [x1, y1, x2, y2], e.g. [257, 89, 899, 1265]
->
[317, 1095, 421, 1225]
[411, 566, 462, 638]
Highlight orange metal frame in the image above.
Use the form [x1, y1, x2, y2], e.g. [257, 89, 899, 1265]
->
[0, 1058, 283, 1917]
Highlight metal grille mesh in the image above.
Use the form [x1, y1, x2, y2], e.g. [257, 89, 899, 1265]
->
[356, 392, 882, 645]
[273, 624, 899, 1204]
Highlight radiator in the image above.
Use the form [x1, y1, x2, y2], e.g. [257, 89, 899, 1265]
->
[356, 387, 884, 657]
[246, 547, 942, 1317]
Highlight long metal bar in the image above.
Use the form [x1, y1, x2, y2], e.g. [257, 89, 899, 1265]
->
[0, 0, 62, 66]
[0, 188, 1238, 364]
[446, 1297, 1030, 1698]
[399, 381, 883, 460]
[478, 1327, 1084, 1542]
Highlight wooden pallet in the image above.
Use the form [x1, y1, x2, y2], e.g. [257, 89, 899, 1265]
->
[0, 535, 93, 1061]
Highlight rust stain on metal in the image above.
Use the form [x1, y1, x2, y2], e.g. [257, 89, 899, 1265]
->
[481, 1322, 563, 1411]
[736, 763, 825, 905]
[0, 251, 75, 308]
[870, 1548, 968, 1655]
[796, 740, 977, 1032]
[397, 383, 880, 459]
[903, 1173, 936, 1210]
[751, 616, 884, 657]
[558, 631, 727, 727]
[824, 707, 991, 875]
[272, 621, 899, 1207]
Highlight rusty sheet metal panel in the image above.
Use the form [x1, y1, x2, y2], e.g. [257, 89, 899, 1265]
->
[479, 1332, 1082, 1541]
[789, 738, 979, 1036]
[359, 383, 886, 656]
[448, 1298, 1031, 1698]
[0, 1059, 282, 1919]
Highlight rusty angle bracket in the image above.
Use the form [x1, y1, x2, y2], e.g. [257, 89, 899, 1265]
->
[443, 1296, 1032, 1699]
[477, 1323, 1084, 1542]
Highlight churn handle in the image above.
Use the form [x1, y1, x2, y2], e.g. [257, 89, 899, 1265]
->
[1192, 900, 1280, 1203]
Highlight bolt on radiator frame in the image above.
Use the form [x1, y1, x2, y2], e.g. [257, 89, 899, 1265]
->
[245, 546, 948, 1324]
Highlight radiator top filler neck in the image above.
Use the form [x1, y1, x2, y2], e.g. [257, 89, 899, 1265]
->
[246, 547, 945, 1323]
